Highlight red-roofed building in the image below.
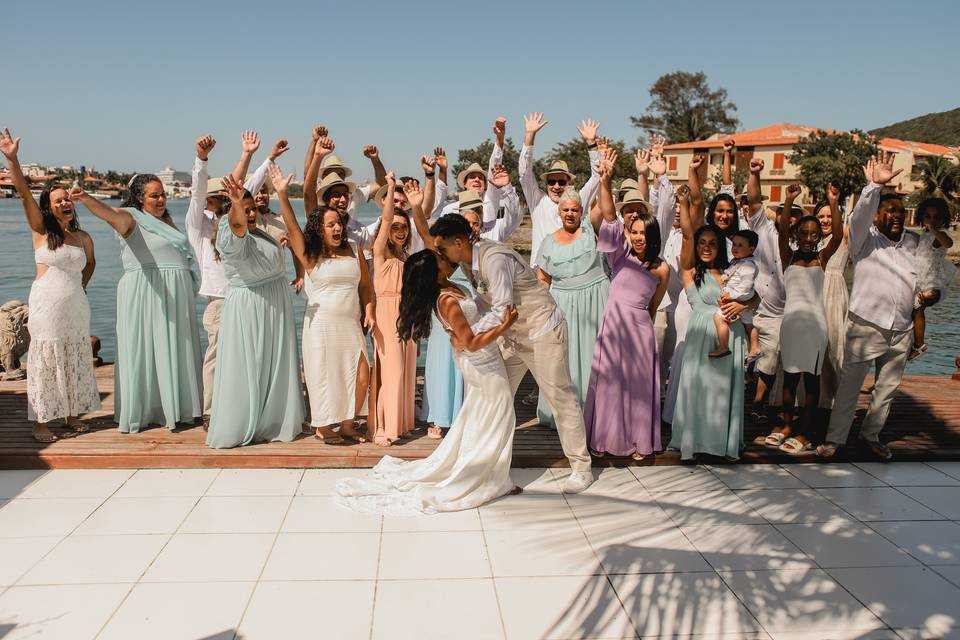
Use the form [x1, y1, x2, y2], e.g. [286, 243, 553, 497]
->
[663, 123, 957, 204]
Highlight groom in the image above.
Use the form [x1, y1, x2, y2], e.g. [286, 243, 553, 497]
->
[431, 214, 593, 493]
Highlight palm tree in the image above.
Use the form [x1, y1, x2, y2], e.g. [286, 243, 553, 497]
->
[909, 155, 960, 220]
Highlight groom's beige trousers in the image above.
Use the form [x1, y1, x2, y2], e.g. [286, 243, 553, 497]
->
[499, 320, 592, 472]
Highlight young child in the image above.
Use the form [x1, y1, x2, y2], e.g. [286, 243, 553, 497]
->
[710, 229, 760, 359]
[911, 198, 956, 360]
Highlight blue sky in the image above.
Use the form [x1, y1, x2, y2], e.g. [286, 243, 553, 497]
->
[5, 0, 958, 181]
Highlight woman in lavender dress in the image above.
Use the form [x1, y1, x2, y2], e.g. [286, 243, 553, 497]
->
[583, 162, 669, 460]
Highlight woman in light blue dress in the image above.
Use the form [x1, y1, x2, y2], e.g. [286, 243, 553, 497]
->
[75, 174, 203, 432]
[534, 187, 609, 426]
[668, 186, 746, 460]
[206, 174, 304, 448]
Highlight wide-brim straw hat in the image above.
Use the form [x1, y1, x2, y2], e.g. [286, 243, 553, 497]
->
[456, 163, 486, 189]
[616, 189, 651, 213]
[540, 160, 575, 184]
[615, 178, 640, 199]
[317, 172, 356, 202]
[457, 189, 484, 213]
[206, 177, 228, 197]
[320, 154, 353, 178]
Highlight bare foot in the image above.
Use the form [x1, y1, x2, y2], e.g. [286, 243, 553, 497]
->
[65, 417, 89, 433]
[32, 424, 58, 443]
[374, 435, 392, 447]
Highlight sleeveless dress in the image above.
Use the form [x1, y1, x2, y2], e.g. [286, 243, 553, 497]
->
[302, 242, 368, 426]
[336, 292, 516, 514]
[423, 269, 472, 429]
[374, 257, 416, 441]
[820, 239, 849, 406]
[114, 210, 202, 432]
[780, 264, 828, 375]
[668, 274, 745, 460]
[583, 219, 660, 456]
[26, 244, 101, 423]
[206, 219, 304, 448]
[534, 219, 610, 426]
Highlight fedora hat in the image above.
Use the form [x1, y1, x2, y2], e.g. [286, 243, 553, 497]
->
[540, 160, 575, 184]
[457, 189, 484, 213]
[456, 163, 487, 189]
[320, 154, 353, 178]
[206, 177, 228, 197]
[373, 182, 413, 210]
[317, 172, 356, 202]
[615, 178, 640, 200]
[616, 189, 651, 213]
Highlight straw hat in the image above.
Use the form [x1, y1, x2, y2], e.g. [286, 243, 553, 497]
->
[372, 182, 413, 210]
[320, 154, 353, 178]
[456, 163, 486, 189]
[615, 178, 640, 200]
[540, 160, 575, 184]
[206, 177, 228, 197]
[317, 172, 356, 202]
[616, 189, 651, 213]
[457, 189, 484, 213]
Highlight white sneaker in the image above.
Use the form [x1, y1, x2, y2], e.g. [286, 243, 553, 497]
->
[562, 470, 594, 494]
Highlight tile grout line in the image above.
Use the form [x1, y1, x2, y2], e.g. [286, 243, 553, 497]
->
[231, 468, 304, 639]
[368, 510, 385, 640]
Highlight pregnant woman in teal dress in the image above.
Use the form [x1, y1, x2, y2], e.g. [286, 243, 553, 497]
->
[668, 186, 750, 461]
[73, 174, 203, 432]
[206, 172, 304, 448]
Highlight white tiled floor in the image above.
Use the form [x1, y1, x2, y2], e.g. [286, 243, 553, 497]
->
[0, 463, 958, 639]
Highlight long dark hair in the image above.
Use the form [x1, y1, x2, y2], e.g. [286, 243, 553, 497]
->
[397, 249, 441, 342]
[122, 174, 169, 218]
[693, 224, 729, 288]
[38, 187, 81, 251]
[707, 193, 739, 236]
[304, 205, 344, 262]
[374, 209, 412, 259]
[627, 213, 662, 266]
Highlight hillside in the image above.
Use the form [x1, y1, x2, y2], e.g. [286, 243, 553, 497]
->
[870, 108, 960, 146]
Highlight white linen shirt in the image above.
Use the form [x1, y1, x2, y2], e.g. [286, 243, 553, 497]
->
[185, 157, 229, 299]
[722, 256, 759, 302]
[847, 182, 918, 332]
[746, 207, 786, 317]
[520, 144, 601, 269]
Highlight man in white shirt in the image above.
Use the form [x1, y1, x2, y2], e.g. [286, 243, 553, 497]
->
[819, 153, 915, 461]
[519, 113, 602, 271]
[439, 118, 518, 224]
[455, 169, 521, 243]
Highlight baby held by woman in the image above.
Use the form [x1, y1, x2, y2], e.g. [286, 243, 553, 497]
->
[710, 229, 761, 359]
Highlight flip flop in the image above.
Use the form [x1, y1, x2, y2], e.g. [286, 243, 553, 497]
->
[780, 437, 815, 456]
[32, 426, 58, 443]
[755, 432, 786, 448]
[816, 442, 841, 458]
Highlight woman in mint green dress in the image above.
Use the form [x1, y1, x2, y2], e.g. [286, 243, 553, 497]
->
[668, 186, 747, 460]
[74, 175, 203, 432]
[534, 187, 609, 426]
[206, 174, 304, 448]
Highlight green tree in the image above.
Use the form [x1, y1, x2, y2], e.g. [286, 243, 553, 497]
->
[630, 71, 739, 144]
[789, 130, 879, 202]
[906, 155, 960, 218]
[710, 164, 749, 195]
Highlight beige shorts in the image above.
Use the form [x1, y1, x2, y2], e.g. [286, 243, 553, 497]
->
[751, 313, 782, 376]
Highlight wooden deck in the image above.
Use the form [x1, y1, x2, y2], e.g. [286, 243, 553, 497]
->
[1, 364, 959, 469]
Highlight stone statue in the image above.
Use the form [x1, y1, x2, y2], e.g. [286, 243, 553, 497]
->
[0, 300, 30, 381]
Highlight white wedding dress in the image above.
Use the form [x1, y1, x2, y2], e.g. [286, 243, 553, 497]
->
[336, 291, 516, 514]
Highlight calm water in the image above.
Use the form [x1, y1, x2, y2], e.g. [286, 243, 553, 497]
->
[1, 198, 958, 375]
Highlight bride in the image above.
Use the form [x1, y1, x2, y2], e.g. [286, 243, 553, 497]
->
[336, 247, 520, 514]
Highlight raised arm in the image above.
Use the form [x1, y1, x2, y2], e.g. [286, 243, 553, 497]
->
[420, 154, 438, 217]
[819, 183, 844, 265]
[484, 164, 523, 241]
[577, 119, 602, 209]
[439, 295, 518, 352]
[687, 153, 707, 227]
[650, 148, 676, 249]
[849, 153, 901, 258]
[722, 139, 734, 188]
[245, 138, 289, 194]
[364, 145, 387, 191]
[403, 180, 433, 248]
[373, 172, 397, 260]
[0, 129, 44, 234]
[70, 186, 135, 236]
[779, 184, 801, 269]
[186, 135, 214, 251]
[230, 130, 260, 183]
[677, 185, 696, 272]
[431, 147, 449, 217]
[303, 136, 335, 214]
[635, 148, 652, 202]
[222, 175, 250, 238]
[746, 158, 764, 217]
[519, 112, 548, 209]
[489, 117, 506, 178]
[594, 148, 617, 232]
[268, 164, 307, 263]
[303, 126, 327, 178]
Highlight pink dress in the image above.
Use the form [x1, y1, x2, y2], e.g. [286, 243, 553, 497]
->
[374, 258, 416, 441]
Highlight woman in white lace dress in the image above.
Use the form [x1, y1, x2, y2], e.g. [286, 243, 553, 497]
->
[336, 248, 519, 514]
[1, 129, 100, 442]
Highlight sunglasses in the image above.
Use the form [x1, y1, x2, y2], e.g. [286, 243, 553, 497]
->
[546, 178, 568, 187]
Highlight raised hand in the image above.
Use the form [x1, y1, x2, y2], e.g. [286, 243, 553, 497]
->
[241, 130, 261, 154]
[222, 174, 246, 202]
[490, 164, 511, 188]
[433, 147, 447, 173]
[864, 151, 902, 185]
[269, 139, 289, 161]
[0, 128, 21, 160]
[650, 150, 667, 177]
[827, 183, 840, 206]
[690, 154, 706, 172]
[385, 171, 396, 188]
[597, 148, 618, 183]
[749, 158, 764, 175]
[403, 180, 424, 208]
[723, 139, 735, 154]
[195, 135, 216, 161]
[312, 126, 328, 141]
[635, 148, 652, 175]
[363, 145, 379, 159]
[524, 112, 549, 134]
[420, 155, 437, 174]
[314, 137, 335, 158]
[596, 136, 611, 153]
[267, 164, 294, 194]
[493, 117, 506, 146]
[577, 118, 600, 144]
[650, 134, 666, 157]
[785, 184, 802, 200]
[68, 185, 89, 201]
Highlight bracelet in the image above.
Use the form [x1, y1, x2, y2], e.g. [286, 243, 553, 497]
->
[424, 172, 435, 177]
[587, 143, 598, 150]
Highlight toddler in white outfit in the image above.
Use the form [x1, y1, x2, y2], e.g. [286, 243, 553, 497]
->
[711, 229, 761, 359]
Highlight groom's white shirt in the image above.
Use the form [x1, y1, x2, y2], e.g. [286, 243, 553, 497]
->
[468, 248, 564, 340]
